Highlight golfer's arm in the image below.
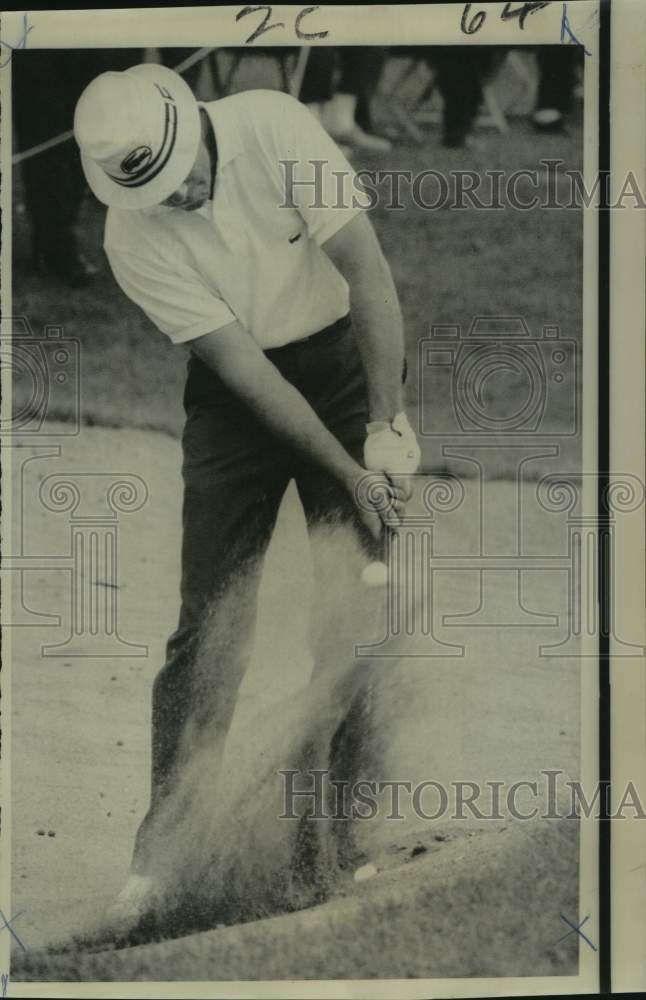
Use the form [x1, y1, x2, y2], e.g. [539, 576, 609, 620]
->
[189, 322, 362, 488]
[322, 213, 404, 422]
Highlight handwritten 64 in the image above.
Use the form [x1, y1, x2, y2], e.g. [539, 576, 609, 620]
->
[461, 1, 551, 35]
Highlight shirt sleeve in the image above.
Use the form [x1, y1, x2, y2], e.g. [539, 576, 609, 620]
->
[105, 245, 237, 345]
[269, 94, 367, 246]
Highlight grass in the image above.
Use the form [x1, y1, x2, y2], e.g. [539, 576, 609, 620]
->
[12, 61, 583, 444]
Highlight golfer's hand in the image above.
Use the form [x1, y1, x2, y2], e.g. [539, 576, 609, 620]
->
[349, 470, 409, 541]
[363, 411, 421, 501]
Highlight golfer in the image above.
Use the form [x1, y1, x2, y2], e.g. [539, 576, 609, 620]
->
[73, 63, 421, 923]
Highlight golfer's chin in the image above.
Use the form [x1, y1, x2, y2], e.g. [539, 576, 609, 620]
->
[182, 198, 207, 212]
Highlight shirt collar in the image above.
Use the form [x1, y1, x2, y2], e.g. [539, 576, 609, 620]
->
[199, 100, 245, 169]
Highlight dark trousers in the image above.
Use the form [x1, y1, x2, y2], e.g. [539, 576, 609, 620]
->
[299, 47, 389, 132]
[13, 49, 140, 263]
[535, 46, 580, 114]
[132, 316, 376, 871]
[423, 46, 500, 147]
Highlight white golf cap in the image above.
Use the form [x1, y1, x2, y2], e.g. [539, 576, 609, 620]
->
[74, 63, 201, 210]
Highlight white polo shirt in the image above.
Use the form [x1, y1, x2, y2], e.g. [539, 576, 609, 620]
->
[104, 89, 365, 349]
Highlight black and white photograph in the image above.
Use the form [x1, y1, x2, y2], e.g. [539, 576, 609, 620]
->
[1, 3, 644, 995]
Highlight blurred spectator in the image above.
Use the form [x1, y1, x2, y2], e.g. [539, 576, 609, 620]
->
[388, 46, 501, 148]
[300, 47, 391, 153]
[533, 47, 580, 132]
[13, 49, 140, 286]
[159, 46, 301, 101]
[424, 47, 500, 147]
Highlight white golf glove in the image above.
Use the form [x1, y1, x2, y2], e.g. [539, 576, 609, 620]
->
[363, 411, 421, 476]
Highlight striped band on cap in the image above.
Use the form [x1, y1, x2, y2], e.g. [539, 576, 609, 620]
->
[106, 85, 178, 189]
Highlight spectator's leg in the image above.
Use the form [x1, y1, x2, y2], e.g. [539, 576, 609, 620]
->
[13, 49, 140, 285]
[534, 46, 580, 131]
[338, 47, 388, 134]
[323, 47, 391, 152]
[13, 51, 93, 284]
[427, 46, 495, 147]
[298, 46, 338, 115]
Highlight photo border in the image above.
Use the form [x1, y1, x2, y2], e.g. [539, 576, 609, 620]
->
[2, 2, 640, 996]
